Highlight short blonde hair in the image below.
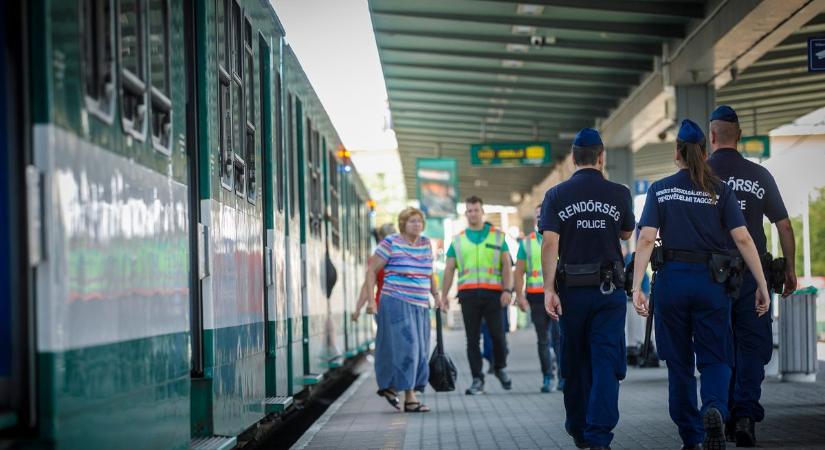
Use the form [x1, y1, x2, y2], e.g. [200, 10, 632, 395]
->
[398, 207, 426, 233]
[376, 223, 397, 241]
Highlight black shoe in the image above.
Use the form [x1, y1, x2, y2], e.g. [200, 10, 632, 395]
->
[565, 425, 588, 449]
[589, 447, 610, 450]
[735, 417, 756, 447]
[494, 369, 512, 390]
[702, 407, 726, 450]
[465, 377, 484, 395]
[724, 419, 736, 442]
[486, 363, 495, 374]
[681, 445, 703, 450]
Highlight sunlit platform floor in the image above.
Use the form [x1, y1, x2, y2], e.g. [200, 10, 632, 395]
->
[293, 328, 825, 450]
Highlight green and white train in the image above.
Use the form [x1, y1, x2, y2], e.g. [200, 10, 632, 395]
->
[0, 1, 375, 448]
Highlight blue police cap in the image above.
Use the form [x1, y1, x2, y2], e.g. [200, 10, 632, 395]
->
[710, 105, 739, 123]
[677, 119, 705, 144]
[573, 128, 602, 147]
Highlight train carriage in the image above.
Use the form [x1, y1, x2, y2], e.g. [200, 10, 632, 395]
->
[0, 0, 374, 448]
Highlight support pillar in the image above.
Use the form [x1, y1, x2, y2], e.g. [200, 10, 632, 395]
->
[675, 83, 715, 135]
[605, 146, 633, 189]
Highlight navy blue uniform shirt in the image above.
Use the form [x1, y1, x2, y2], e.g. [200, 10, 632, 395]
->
[708, 148, 788, 255]
[639, 169, 746, 253]
[538, 168, 635, 265]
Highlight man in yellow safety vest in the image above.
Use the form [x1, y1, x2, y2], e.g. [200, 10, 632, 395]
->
[440, 196, 514, 395]
[515, 204, 564, 393]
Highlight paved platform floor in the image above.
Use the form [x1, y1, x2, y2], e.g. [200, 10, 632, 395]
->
[293, 328, 825, 450]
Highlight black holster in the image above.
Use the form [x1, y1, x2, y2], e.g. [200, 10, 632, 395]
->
[763, 252, 787, 294]
[559, 261, 623, 295]
[712, 253, 744, 299]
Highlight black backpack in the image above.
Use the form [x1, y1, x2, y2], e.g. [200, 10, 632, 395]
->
[428, 308, 457, 392]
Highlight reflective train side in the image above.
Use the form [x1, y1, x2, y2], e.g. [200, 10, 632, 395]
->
[0, 1, 374, 449]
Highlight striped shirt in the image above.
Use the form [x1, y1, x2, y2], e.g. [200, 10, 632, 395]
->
[374, 234, 434, 307]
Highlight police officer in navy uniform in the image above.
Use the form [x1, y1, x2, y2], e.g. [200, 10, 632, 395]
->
[539, 128, 635, 450]
[707, 105, 797, 447]
[632, 119, 771, 450]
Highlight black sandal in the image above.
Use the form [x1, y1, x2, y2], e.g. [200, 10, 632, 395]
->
[404, 401, 430, 413]
[376, 389, 400, 410]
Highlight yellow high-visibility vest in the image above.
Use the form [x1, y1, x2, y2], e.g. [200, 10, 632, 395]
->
[454, 226, 505, 291]
[523, 231, 544, 294]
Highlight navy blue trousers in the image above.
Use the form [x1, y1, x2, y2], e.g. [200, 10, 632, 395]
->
[729, 272, 772, 422]
[655, 262, 734, 446]
[559, 285, 626, 448]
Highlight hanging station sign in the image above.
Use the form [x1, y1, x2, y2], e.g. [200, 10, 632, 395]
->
[416, 158, 459, 219]
[469, 142, 552, 167]
[737, 135, 770, 159]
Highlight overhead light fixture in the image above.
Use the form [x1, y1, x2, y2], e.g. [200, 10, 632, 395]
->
[506, 43, 530, 53]
[511, 25, 536, 35]
[516, 4, 544, 15]
[493, 87, 515, 94]
[474, 179, 489, 188]
[510, 192, 523, 203]
[485, 116, 502, 124]
[501, 59, 524, 68]
[497, 74, 519, 82]
[486, 107, 505, 115]
[558, 131, 578, 140]
[489, 98, 510, 105]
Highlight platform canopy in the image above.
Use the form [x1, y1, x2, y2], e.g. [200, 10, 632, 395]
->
[369, 0, 711, 205]
[717, 12, 825, 137]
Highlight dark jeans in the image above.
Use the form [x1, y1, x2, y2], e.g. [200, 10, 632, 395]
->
[459, 289, 508, 379]
[527, 293, 562, 379]
[481, 307, 509, 364]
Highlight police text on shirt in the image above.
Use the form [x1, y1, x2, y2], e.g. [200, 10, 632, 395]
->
[655, 187, 718, 205]
[557, 200, 623, 230]
[723, 176, 765, 210]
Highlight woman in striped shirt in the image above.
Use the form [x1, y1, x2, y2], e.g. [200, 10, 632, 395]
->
[356, 207, 437, 412]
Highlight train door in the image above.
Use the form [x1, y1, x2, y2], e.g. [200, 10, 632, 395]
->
[324, 145, 345, 366]
[284, 89, 304, 395]
[0, 0, 35, 435]
[261, 33, 291, 412]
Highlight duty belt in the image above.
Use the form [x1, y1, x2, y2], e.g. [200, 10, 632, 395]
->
[661, 248, 744, 298]
[663, 249, 711, 264]
[558, 260, 625, 295]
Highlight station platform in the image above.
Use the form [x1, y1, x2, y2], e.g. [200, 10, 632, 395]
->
[292, 328, 825, 450]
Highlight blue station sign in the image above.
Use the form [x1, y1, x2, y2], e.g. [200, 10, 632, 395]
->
[808, 37, 825, 72]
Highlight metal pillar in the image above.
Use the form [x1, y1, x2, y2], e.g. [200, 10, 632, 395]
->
[605, 146, 633, 189]
[675, 83, 715, 135]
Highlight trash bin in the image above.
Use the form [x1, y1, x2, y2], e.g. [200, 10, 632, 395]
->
[779, 286, 818, 382]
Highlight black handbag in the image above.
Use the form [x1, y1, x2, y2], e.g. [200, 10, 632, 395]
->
[428, 308, 457, 392]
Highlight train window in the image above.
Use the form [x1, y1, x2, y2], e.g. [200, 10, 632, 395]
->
[275, 73, 284, 212]
[232, 1, 242, 77]
[217, 0, 229, 68]
[287, 95, 296, 218]
[254, 34, 268, 206]
[312, 131, 321, 237]
[244, 20, 254, 126]
[217, 0, 232, 189]
[82, 0, 115, 120]
[219, 81, 232, 189]
[119, 0, 147, 139]
[148, 0, 172, 153]
[328, 151, 340, 248]
[244, 18, 256, 203]
[290, 97, 300, 219]
[245, 130, 255, 203]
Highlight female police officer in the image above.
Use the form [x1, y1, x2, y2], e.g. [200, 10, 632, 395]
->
[631, 119, 771, 450]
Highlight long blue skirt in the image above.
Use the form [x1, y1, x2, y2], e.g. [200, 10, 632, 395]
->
[375, 293, 431, 391]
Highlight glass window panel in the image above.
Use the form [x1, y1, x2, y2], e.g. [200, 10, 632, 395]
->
[119, 0, 143, 78]
[148, 0, 169, 94]
[232, 81, 242, 156]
